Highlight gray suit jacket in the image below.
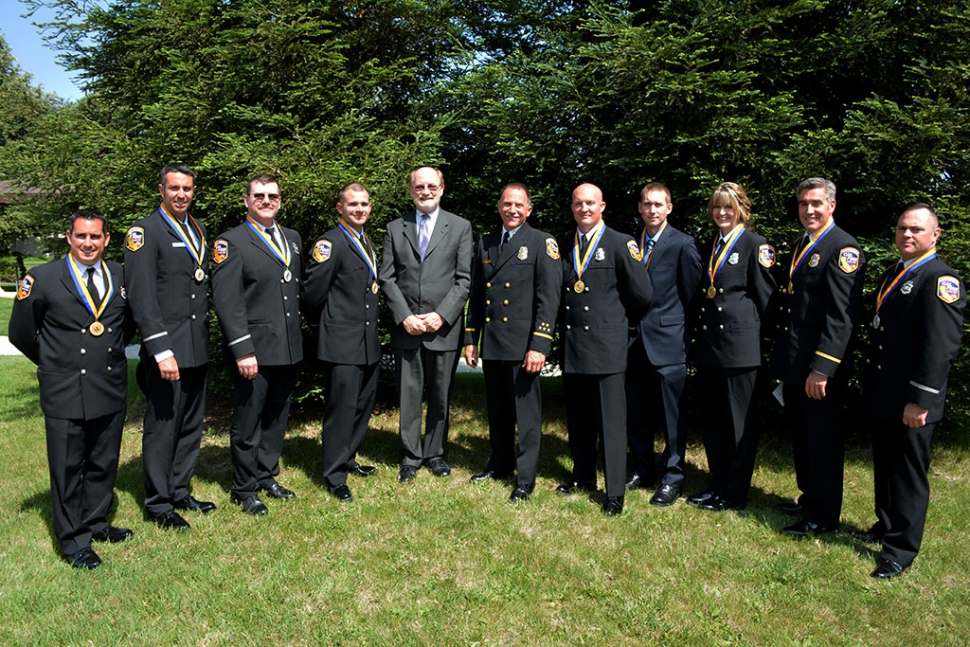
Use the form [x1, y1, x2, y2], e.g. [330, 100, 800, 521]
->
[379, 209, 473, 351]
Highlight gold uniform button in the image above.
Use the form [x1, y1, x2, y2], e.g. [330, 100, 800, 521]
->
[486, 282, 492, 288]
[584, 326, 589, 331]
[503, 300, 509, 305]
[191, 294, 196, 299]
[486, 300, 491, 305]
[717, 307, 723, 312]
[191, 315, 196, 320]
[584, 306, 589, 311]
[107, 366, 112, 372]
[80, 369, 86, 375]
[80, 349, 86, 355]
[503, 317, 508, 322]
[486, 317, 491, 323]
[505, 282, 510, 288]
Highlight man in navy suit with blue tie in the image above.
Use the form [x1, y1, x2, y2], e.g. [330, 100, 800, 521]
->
[625, 183, 703, 506]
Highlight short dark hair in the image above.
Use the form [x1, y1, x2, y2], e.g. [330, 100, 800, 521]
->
[338, 182, 370, 203]
[160, 163, 195, 186]
[499, 183, 531, 206]
[247, 173, 279, 195]
[640, 182, 671, 204]
[69, 209, 109, 235]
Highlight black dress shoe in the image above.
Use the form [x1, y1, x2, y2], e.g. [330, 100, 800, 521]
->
[509, 484, 534, 502]
[349, 463, 376, 477]
[699, 495, 746, 512]
[650, 484, 681, 507]
[92, 525, 134, 543]
[625, 473, 654, 491]
[555, 481, 597, 495]
[850, 525, 884, 544]
[66, 546, 102, 570]
[602, 496, 624, 516]
[239, 496, 269, 516]
[151, 510, 191, 531]
[686, 491, 715, 506]
[776, 501, 804, 516]
[262, 483, 296, 500]
[427, 458, 452, 477]
[329, 484, 354, 502]
[471, 469, 512, 483]
[399, 465, 418, 483]
[870, 559, 908, 579]
[782, 519, 835, 536]
[174, 495, 217, 514]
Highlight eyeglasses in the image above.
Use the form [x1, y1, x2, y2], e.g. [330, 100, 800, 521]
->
[412, 184, 440, 193]
[251, 193, 281, 202]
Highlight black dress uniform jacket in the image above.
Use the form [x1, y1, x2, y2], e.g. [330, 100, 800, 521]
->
[463, 222, 560, 359]
[770, 224, 866, 380]
[304, 226, 381, 365]
[559, 225, 654, 374]
[211, 222, 303, 365]
[124, 209, 209, 366]
[862, 257, 965, 423]
[10, 258, 131, 419]
[695, 229, 776, 368]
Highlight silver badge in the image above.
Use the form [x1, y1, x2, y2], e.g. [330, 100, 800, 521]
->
[808, 253, 820, 268]
[194, 267, 206, 282]
[120, 286, 128, 300]
[872, 314, 881, 329]
[283, 269, 292, 282]
[901, 281, 914, 295]
[517, 246, 528, 261]
[594, 248, 605, 261]
[728, 252, 740, 265]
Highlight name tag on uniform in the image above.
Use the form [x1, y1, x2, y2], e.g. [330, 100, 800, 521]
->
[171, 242, 186, 248]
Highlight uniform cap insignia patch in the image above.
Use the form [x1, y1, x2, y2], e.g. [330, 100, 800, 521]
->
[758, 244, 775, 268]
[313, 239, 332, 263]
[212, 239, 229, 264]
[626, 240, 641, 261]
[937, 275, 961, 304]
[517, 246, 529, 261]
[728, 252, 740, 265]
[125, 227, 145, 252]
[16, 274, 34, 300]
[900, 280, 914, 295]
[546, 238, 560, 260]
[838, 247, 860, 273]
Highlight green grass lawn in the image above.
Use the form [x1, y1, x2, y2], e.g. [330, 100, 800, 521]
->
[1, 359, 968, 645]
[0, 298, 12, 336]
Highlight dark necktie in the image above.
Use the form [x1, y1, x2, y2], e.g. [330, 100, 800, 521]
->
[714, 237, 725, 258]
[265, 226, 279, 248]
[580, 233, 589, 256]
[86, 267, 102, 306]
[501, 231, 510, 251]
[643, 239, 655, 265]
[177, 218, 197, 252]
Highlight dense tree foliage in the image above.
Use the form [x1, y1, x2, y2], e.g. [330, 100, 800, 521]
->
[3, 0, 970, 426]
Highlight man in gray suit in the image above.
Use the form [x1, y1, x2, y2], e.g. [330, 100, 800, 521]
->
[380, 167, 473, 482]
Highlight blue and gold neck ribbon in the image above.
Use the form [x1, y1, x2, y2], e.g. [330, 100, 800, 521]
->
[66, 254, 114, 320]
[246, 217, 292, 268]
[639, 219, 668, 270]
[159, 205, 206, 268]
[789, 217, 836, 284]
[572, 221, 606, 281]
[338, 223, 378, 281]
[876, 248, 937, 313]
[708, 224, 746, 285]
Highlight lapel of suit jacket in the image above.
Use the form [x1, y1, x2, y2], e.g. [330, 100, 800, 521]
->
[59, 256, 108, 313]
[402, 212, 421, 257]
[646, 228, 672, 274]
[490, 223, 529, 276]
[424, 210, 450, 259]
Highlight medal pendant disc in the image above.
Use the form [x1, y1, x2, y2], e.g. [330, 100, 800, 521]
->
[706, 285, 717, 299]
[573, 279, 585, 294]
[371, 281, 379, 294]
[283, 269, 292, 282]
[89, 321, 105, 337]
[872, 314, 881, 329]
[194, 267, 206, 282]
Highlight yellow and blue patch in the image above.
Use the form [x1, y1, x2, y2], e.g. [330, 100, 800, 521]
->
[212, 239, 229, 264]
[937, 275, 961, 304]
[546, 238, 560, 260]
[838, 247, 860, 273]
[313, 239, 332, 263]
[16, 274, 34, 300]
[125, 227, 145, 252]
[758, 244, 776, 268]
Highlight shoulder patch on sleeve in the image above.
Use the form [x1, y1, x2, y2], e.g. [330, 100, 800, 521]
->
[758, 244, 776, 268]
[125, 227, 145, 252]
[545, 238, 560, 260]
[627, 240, 643, 261]
[16, 274, 34, 300]
[937, 275, 961, 304]
[212, 239, 229, 264]
[312, 239, 332, 263]
[838, 247, 861, 273]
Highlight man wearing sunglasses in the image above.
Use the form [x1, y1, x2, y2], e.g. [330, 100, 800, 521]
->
[211, 174, 303, 515]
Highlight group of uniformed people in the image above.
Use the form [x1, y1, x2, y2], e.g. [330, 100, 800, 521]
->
[10, 165, 964, 581]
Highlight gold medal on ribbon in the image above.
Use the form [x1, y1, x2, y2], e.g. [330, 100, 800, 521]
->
[707, 285, 717, 299]
[787, 281, 794, 294]
[89, 321, 105, 337]
[372, 281, 379, 294]
[574, 279, 586, 293]
[194, 267, 206, 282]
